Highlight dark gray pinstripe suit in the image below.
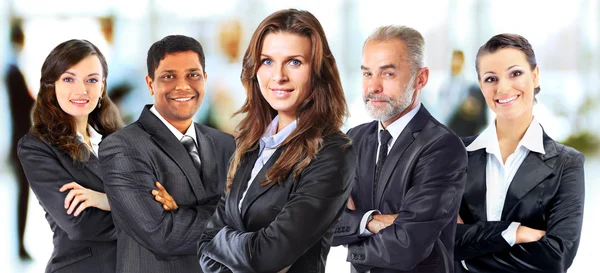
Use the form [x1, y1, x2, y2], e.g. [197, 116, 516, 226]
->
[100, 105, 235, 273]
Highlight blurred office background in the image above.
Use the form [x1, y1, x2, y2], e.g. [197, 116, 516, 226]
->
[0, 0, 598, 272]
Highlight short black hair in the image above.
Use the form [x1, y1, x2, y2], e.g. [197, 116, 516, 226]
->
[146, 35, 206, 79]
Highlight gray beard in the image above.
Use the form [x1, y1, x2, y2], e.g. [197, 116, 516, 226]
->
[364, 76, 415, 122]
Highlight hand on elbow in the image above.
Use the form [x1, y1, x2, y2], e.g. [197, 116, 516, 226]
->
[516, 225, 546, 244]
[60, 181, 110, 216]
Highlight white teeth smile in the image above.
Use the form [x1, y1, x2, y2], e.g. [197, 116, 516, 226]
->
[70, 100, 88, 103]
[497, 96, 518, 104]
[173, 97, 192, 102]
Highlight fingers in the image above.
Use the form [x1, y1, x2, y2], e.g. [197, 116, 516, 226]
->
[156, 181, 166, 191]
[347, 196, 356, 210]
[64, 189, 83, 209]
[73, 201, 90, 217]
[457, 215, 464, 224]
[59, 181, 83, 192]
[67, 193, 89, 215]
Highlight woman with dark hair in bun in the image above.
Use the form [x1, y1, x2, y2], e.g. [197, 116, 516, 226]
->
[455, 34, 585, 273]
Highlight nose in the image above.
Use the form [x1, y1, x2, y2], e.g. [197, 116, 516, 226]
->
[497, 78, 511, 94]
[75, 80, 87, 95]
[271, 65, 288, 83]
[175, 77, 191, 91]
[366, 75, 382, 94]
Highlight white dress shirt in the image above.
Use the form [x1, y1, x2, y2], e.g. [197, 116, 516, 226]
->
[150, 105, 198, 146]
[238, 116, 297, 212]
[359, 104, 421, 236]
[460, 118, 545, 270]
[76, 125, 103, 157]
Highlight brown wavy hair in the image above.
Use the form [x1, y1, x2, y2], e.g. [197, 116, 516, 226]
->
[227, 9, 349, 189]
[30, 39, 123, 162]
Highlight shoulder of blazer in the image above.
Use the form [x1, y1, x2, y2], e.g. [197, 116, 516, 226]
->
[548, 135, 585, 167]
[347, 121, 378, 142]
[102, 120, 148, 143]
[461, 135, 479, 147]
[18, 133, 53, 155]
[196, 123, 234, 143]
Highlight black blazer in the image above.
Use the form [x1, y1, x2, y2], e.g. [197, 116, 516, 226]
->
[99, 105, 235, 273]
[18, 134, 117, 273]
[455, 132, 585, 273]
[198, 133, 356, 273]
[332, 105, 468, 273]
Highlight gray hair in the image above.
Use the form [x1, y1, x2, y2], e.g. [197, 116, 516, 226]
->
[364, 25, 425, 76]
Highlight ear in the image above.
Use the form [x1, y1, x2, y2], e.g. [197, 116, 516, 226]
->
[145, 75, 154, 96]
[414, 67, 429, 91]
[532, 65, 540, 89]
[203, 72, 208, 81]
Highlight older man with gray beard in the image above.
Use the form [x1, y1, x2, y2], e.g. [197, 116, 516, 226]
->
[332, 25, 467, 273]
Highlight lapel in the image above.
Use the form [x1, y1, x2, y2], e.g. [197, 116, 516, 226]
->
[228, 150, 259, 231]
[501, 132, 558, 219]
[137, 105, 206, 199]
[195, 124, 217, 183]
[360, 127, 378, 208]
[240, 148, 283, 219]
[84, 153, 103, 182]
[462, 149, 488, 221]
[374, 105, 429, 207]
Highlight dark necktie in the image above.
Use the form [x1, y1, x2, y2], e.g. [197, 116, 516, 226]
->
[374, 129, 392, 202]
[180, 135, 201, 173]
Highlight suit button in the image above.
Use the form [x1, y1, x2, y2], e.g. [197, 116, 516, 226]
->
[344, 226, 350, 232]
[360, 254, 365, 260]
[351, 254, 356, 260]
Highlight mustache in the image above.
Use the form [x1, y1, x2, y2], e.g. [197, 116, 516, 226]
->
[364, 93, 392, 103]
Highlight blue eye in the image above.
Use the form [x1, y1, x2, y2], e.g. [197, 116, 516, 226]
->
[63, 77, 74, 83]
[261, 59, 273, 66]
[87, 78, 99, 83]
[289, 59, 301, 66]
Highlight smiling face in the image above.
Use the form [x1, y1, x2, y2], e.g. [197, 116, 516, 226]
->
[255, 32, 312, 124]
[54, 55, 104, 123]
[478, 47, 539, 120]
[146, 50, 206, 129]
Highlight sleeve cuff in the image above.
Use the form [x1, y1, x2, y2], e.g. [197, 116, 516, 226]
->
[359, 210, 380, 236]
[501, 222, 521, 246]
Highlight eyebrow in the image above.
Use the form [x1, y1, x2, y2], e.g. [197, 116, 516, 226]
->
[161, 68, 201, 73]
[361, 64, 397, 70]
[482, 65, 522, 76]
[63, 71, 100, 77]
[260, 54, 306, 59]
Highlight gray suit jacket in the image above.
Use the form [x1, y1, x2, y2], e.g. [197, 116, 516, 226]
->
[100, 105, 235, 273]
[18, 134, 117, 273]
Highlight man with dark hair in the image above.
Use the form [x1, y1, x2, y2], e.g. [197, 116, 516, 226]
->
[100, 35, 235, 273]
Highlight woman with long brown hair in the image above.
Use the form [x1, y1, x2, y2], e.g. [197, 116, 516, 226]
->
[17, 39, 123, 273]
[196, 9, 356, 273]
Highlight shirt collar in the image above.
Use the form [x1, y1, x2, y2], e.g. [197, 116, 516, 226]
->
[76, 125, 103, 145]
[150, 105, 198, 145]
[377, 103, 421, 142]
[261, 115, 297, 149]
[466, 118, 545, 155]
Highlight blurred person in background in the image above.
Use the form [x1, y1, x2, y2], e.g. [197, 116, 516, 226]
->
[455, 33, 585, 273]
[5, 18, 34, 261]
[437, 50, 487, 137]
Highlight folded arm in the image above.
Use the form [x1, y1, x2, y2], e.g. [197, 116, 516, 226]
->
[348, 133, 467, 271]
[100, 134, 218, 258]
[17, 136, 115, 241]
